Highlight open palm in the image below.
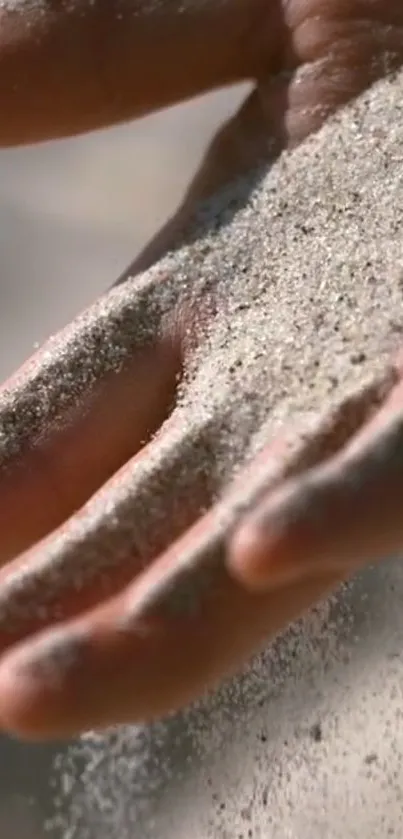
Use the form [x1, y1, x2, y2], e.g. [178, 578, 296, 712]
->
[0, 0, 401, 739]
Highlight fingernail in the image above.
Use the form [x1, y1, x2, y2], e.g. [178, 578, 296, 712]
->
[230, 479, 323, 590]
[230, 518, 301, 591]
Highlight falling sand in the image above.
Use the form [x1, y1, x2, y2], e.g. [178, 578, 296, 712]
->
[10, 69, 403, 836]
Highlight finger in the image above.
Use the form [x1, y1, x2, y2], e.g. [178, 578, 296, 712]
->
[0, 272, 181, 564]
[0, 385, 378, 740]
[229, 370, 403, 591]
[0, 0, 279, 145]
[0, 403, 223, 653]
[274, 5, 403, 148]
[0, 522, 341, 741]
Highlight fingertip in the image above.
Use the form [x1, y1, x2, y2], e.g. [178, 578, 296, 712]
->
[229, 520, 278, 591]
[0, 611, 188, 741]
[229, 493, 313, 591]
[0, 658, 62, 742]
[0, 625, 107, 741]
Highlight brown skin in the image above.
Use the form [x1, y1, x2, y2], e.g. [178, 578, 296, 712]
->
[0, 0, 401, 739]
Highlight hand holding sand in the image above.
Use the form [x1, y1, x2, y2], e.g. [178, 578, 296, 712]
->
[0, 0, 401, 740]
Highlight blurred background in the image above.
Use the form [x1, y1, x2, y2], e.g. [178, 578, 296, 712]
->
[0, 84, 248, 837]
[0, 84, 248, 379]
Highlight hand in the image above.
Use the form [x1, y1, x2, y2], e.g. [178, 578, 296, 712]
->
[0, 0, 401, 741]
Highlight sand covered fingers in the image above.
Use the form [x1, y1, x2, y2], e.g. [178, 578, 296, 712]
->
[0, 376, 395, 739]
[0, 272, 183, 564]
[230, 370, 403, 590]
[0, 519, 341, 740]
[0, 397, 256, 656]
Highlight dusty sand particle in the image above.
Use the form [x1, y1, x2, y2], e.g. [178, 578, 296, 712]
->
[42, 69, 403, 836]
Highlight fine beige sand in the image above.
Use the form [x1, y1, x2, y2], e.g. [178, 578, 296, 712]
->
[44, 69, 403, 838]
